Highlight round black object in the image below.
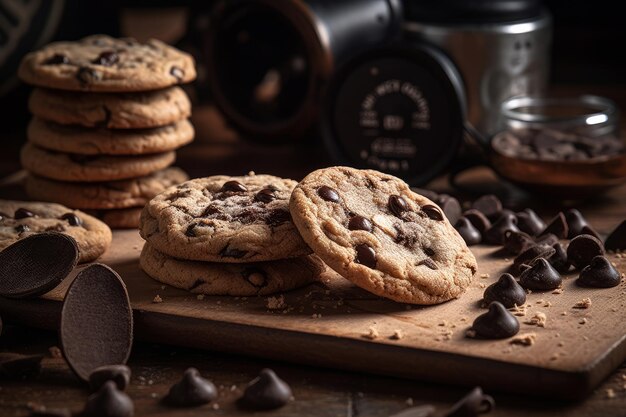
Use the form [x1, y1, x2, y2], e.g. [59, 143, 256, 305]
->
[324, 43, 465, 185]
[403, 0, 543, 24]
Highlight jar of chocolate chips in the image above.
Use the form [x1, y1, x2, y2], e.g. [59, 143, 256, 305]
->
[493, 95, 623, 161]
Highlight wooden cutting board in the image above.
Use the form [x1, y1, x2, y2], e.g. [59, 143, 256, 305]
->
[1, 230, 625, 400]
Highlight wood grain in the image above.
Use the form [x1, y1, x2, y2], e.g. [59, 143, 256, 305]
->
[1, 229, 624, 401]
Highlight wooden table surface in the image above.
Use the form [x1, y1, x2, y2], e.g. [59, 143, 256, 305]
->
[1, 102, 626, 416]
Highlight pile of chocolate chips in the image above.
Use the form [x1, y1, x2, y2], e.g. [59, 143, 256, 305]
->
[412, 192, 626, 340]
[492, 128, 624, 161]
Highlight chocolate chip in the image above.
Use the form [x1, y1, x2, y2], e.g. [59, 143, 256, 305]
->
[580, 225, 601, 241]
[483, 273, 526, 308]
[567, 234, 605, 270]
[82, 380, 134, 417]
[89, 365, 131, 392]
[540, 212, 568, 239]
[564, 209, 589, 238]
[422, 204, 444, 221]
[0, 353, 44, 378]
[483, 213, 520, 245]
[455, 217, 481, 246]
[221, 180, 247, 192]
[239, 368, 292, 410]
[43, 54, 69, 65]
[418, 258, 438, 270]
[503, 230, 535, 255]
[355, 244, 376, 268]
[437, 194, 462, 224]
[76, 66, 103, 85]
[185, 223, 197, 237]
[534, 233, 559, 247]
[244, 268, 267, 288]
[348, 215, 373, 232]
[605, 220, 626, 252]
[92, 50, 119, 66]
[255, 187, 277, 203]
[388, 195, 409, 217]
[515, 209, 545, 236]
[15, 224, 29, 234]
[0, 233, 78, 299]
[519, 258, 562, 291]
[60, 212, 82, 227]
[470, 302, 519, 339]
[170, 66, 185, 82]
[548, 242, 570, 273]
[463, 209, 491, 234]
[443, 386, 495, 417]
[14, 208, 35, 219]
[317, 186, 340, 202]
[472, 195, 503, 220]
[576, 255, 621, 288]
[220, 246, 247, 259]
[61, 264, 133, 382]
[511, 245, 556, 276]
[164, 367, 217, 407]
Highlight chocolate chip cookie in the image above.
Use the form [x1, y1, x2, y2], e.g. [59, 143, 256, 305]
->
[140, 243, 323, 296]
[289, 167, 477, 305]
[0, 200, 111, 263]
[25, 168, 188, 210]
[19, 35, 196, 92]
[21, 143, 175, 182]
[28, 86, 191, 129]
[140, 173, 312, 262]
[27, 117, 194, 155]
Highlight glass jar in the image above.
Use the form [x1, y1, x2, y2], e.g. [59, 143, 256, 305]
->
[492, 95, 622, 161]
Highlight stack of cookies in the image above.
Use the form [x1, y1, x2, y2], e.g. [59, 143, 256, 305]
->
[139, 173, 325, 297]
[139, 168, 477, 304]
[17, 35, 196, 228]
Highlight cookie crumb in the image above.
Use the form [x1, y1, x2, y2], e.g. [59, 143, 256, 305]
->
[438, 320, 449, 327]
[390, 330, 403, 340]
[266, 295, 286, 310]
[536, 299, 545, 304]
[579, 318, 588, 325]
[48, 346, 63, 359]
[153, 294, 163, 303]
[479, 282, 486, 289]
[558, 341, 565, 347]
[465, 329, 477, 338]
[606, 388, 616, 399]
[196, 294, 205, 300]
[552, 287, 563, 294]
[362, 327, 379, 340]
[543, 301, 552, 307]
[525, 312, 547, 327]
[550, 353, 559, 361]
[561, 311, 568, 316]
[573, 298, 592, 309]
[480, 273, 490, 279]
[311, 313, 322, 319]
[510, 333, 537, 346]
[512, 304, 528, 317]
[406, 397, 414, 406]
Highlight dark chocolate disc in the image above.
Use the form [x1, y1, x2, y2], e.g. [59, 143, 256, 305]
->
[0, 233, 79, 299]
[61, 264, 133, 382]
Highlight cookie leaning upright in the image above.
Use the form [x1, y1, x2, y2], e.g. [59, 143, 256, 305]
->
[289, 167, 477, 305]
[140, 173, 312, 262]
[18, 35, 195, 92]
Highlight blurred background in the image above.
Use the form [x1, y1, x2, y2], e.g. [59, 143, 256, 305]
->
[1, 0, 624, 197]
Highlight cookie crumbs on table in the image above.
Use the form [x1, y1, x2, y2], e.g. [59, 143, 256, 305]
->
[574, 298, 592, 309]
[510, 333, 537, 346]
[153, 294, 163, 303]
[525, 312, 547, 327]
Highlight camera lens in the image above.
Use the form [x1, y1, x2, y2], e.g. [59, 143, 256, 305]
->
[324, 44, 465, 185]
[206, 0, 402, 140]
